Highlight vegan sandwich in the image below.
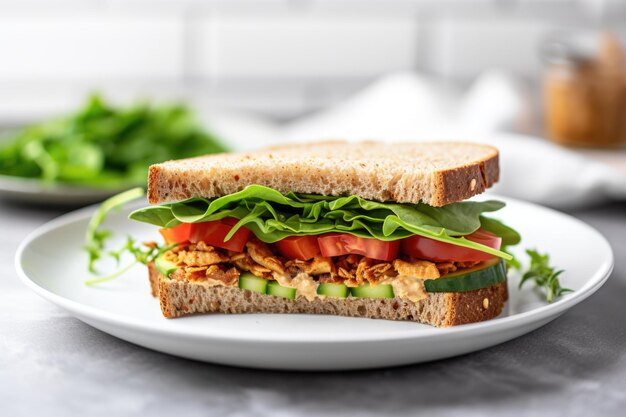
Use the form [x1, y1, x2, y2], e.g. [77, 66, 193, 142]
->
[128, 141, 520, 327]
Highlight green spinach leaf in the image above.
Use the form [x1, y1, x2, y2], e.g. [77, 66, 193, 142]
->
[130, 185, 519, 259]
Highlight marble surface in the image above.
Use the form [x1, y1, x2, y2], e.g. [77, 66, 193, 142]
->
[1, 199, 625, 417]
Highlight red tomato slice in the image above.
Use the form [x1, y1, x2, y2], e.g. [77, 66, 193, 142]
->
[400, 229, 502, 262]
[188, 218, 251, 252]
[220, 217, 239, 226]
[318, 233, 400, 261]
[159, 223, 192, 244]
[274, 235, 320, 261]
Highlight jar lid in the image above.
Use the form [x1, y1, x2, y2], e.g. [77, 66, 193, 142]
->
[541, 32, 600, 66]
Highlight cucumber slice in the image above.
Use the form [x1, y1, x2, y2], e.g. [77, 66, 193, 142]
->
[267, 280, 296, 299]
[424, 259, 506, 292]
[238, 273, 268, 294]
[351, 283, 394, 298]
[317, 283, 349, 298]
[154, 255, 178, 277]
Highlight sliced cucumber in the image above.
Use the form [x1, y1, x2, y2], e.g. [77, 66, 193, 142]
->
[267, 280, 296, 299]
[424, 258, 506, 292]
[351, 283, 394, 298]
[238, 273, 268, 294]
[155, 255, 178, 277]
[317, 283, 349, 298]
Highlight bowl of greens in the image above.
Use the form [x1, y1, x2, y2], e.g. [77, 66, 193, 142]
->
[0, 94, 227, 205]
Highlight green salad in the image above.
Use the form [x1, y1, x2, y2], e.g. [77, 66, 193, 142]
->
[0, 94, 227, 188]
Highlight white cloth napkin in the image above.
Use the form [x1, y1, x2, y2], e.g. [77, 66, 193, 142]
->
[206, 71, 626, 209]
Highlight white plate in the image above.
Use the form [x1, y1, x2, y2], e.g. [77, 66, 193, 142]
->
[15, 196, 613, 370]
[0, 175, 129, 206]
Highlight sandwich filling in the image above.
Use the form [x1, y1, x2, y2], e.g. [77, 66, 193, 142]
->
[131, 185, 518, 302]
[156, 239, 484, 302]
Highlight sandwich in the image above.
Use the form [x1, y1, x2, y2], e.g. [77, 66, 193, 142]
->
[128, 141, 520, 327]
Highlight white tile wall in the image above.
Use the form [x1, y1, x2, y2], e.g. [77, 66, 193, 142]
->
[0, 14, 184, 79]
[188, 81, 311, 118]
[0, 0, 621, 121]
[424, 17, 558, 80]
[191, 14, 418, 79]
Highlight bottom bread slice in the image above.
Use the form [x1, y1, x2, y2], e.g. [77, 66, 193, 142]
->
[147, 263, 508, 327]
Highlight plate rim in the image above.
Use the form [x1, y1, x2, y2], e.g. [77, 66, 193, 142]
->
[15, 195, 614, 344]
[0, 174, 134, 193]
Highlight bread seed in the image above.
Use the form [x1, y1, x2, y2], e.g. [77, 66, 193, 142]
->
[470, 178, 477, 191]
[483, 298, 489, 309]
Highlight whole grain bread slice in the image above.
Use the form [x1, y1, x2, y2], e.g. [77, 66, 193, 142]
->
[147, 263, 508, 327]
[147, 141, 499, 207]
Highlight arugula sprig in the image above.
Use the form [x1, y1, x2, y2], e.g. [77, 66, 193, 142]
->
[519, 249, 572, 303]
[85, 187, 145, 273]
[84, 187, 173, 285]
[85, 237, 174, 286]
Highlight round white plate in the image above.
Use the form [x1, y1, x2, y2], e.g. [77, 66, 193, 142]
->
[0, 175, 129, 206]
[15, 196, 613, 371]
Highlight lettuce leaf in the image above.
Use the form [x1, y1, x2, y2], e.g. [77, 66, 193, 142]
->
[129, 185, 518, 259]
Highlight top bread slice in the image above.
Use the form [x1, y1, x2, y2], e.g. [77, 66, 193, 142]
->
[147, 141, 499, 207]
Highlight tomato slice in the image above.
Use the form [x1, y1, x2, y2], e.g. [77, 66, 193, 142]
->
[188, 218, 251, 252]
[318, 233, 400, 261]
[400, 229, 502, 262]
[159, 223, 192, 244]
[274, 235, 320, 261]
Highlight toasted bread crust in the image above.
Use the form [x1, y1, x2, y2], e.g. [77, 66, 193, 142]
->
[147, 141, 499, 207]
[444, 280, 508, 326]
[147, 263, 507, 327]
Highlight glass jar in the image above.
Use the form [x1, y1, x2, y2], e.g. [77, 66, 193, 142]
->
[543, 33, 626, 148]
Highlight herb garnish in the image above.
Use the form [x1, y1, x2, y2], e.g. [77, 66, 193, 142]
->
[519, 249, 572, 302]
[84, 187, 173, 285]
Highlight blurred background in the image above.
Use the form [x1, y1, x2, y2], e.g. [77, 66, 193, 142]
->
[0, 0, 624, 121]
[0, 0, 625, 207]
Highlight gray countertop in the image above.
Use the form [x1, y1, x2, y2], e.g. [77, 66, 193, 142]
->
[1, 199, 625, 417]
